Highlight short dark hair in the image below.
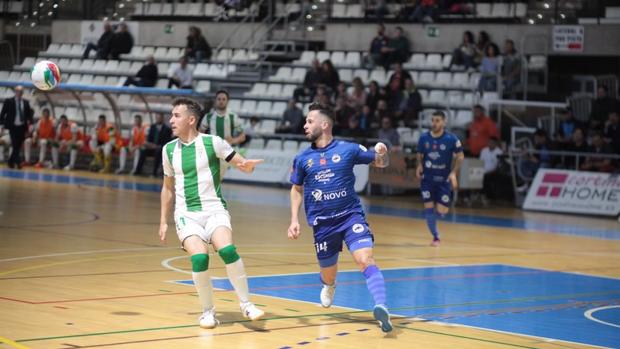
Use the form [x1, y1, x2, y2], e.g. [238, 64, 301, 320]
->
[215, 90, 230, 99]
[172, 98, 203, 119]
[134, 114, 142, 121]
[60, 114, 67, 120]
[474, 104, 484, 111]
[98, 114, 106, 120]
[308, 102, 335, 123]
[432, 110, 446, 119]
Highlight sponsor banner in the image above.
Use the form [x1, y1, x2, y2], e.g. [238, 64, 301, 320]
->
[553, 25, 584, 52]
[80, 21, 140, 46]
[523, 169, 620, 216]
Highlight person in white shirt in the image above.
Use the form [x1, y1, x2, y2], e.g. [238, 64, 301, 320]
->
[168, 56, 193, 89]
[479, 137, 503, 203]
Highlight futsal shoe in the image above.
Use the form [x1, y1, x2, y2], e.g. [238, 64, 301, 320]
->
[320, 283, 336, 308]
[241, 302, 264, 321]
[430, 238, 441, 247]
[373, 305, 393, 333]
[199, 307, 219, 329]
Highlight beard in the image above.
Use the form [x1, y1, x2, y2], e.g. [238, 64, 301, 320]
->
[305, 129, 321, 142]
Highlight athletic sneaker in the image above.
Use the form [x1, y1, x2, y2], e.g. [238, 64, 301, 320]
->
[430, 238, 441, 247]
[240, 302, 264, 321]
[320, 283, 336, 308]
[373, 305, 393, 333]
[199, 307, 219, 329]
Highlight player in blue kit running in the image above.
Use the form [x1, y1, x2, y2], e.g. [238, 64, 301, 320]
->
[416, 111, 464, 246]
[288, 102, 393, 333]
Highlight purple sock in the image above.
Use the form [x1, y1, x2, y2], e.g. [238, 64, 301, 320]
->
[363, 265, 386, 306]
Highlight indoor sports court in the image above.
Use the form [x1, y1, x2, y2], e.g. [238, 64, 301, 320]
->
[2, 0, 620, 348]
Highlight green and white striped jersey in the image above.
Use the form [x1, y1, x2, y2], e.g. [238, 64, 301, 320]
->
[199, 110, 244, 139]
[162, 134, 235, 214]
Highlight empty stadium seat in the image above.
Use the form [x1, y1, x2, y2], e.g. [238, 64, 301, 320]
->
[418, 72, 435, 87]
[452, 72, 469, 88]
[428, 90, 446, 104]
[195, 80, 211, 93]
[426, 54, 443, 70]
[265, 139, 282, 150]
[266, 84, 283, 98]
[283, 140, 299, 151]
[271, 102, 287, 118]
[261, 120, 277, 133]
[332, 3, 346, 18]
[281, 84, 297, 99]
[269, 66, 292, 82]
[256, 101, 272, 116]
[291, 67, 307, 83]
[476, 3, 493, 17]
[436, 72, 452, 87]
[295, 51, 316, 65]
[346, 4, 363, 18]
[491, 3, 510, 17]
[241, 100, 257, 114]
[369, 69, 388, 86]
[245, 83, 267, 97]
[331, 51, 346, 67]
[228, 100, 242, 113]
[344, 52, 361, 67]
[316, 51, 330, 63]
[352, 69, 369, 83]
[339, 69, 353, 83]
[454, 110, 473, 128]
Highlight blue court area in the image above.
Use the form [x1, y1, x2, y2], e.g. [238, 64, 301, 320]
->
[176, 264, 620, 348]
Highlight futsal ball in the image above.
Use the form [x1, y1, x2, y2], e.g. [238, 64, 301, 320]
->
[31, 60, 61, 91]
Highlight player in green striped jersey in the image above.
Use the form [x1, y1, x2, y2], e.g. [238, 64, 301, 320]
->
[159, 98, 264, 328]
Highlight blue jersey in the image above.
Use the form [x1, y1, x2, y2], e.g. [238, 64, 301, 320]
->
[417, 131, 463, 182]
[290, 140, 375, 226]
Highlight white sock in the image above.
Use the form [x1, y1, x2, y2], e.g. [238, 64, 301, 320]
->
[69, 149, 78, 168]
[192, 271, 214, 311]
[226, 259, 250, 304]
[24, 139, 32, 163]
[131, 149, 140, 173]
[51, 146, 59, 167]
[118, 147, 127, 171]
[38, 139, 47, 163]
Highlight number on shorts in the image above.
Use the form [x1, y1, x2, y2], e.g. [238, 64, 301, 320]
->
[315, 242, 327, 253]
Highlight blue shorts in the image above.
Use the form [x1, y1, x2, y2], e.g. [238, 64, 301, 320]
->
[420, 180, 453, 206]
[312, 212, 374, 268]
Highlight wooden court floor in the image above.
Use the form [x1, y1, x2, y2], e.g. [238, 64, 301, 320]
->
[1, 168, 619, 349]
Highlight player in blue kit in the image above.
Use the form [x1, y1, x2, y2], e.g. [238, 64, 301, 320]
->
[416, 111, 464, 246]
[288, 103, 393, 333]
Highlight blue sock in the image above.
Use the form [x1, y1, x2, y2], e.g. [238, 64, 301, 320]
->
[424, 208, 439, 240]
[363, 265, 386, 307]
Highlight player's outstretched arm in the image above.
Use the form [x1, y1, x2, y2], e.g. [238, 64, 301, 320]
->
[372, 142, 389, 168]
[159, 176, 175, 244]
[288, 185, 303, 240]
[228, 152, 264, 173]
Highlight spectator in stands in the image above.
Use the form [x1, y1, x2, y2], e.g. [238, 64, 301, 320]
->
[335, 82, 352, 104]
[398, 0, 417, 20]
[564, 127, 589, 169]
[447, 31, 476, 71]
[365, 23, 389, 69]
[294, 59, 322, 103]
[83, 21, 114, 59]
[590, 85, 618, 130]
[366, 80, 386, 114]
[0, 85, 33, 169]
[478, 43, 500, 93]
[604, 111, 620, 154]
[555, 108, 583, 145]
[372, 99, 391, 130]
[400, 78, 422, 127]
[369, 0, 389, 19]
[334, 97, 356, 135]
[186, 26, 212, 62]
[501, 39, 521, 97]
[581, 131, 615, 172]
[135, 113, 172, 177]
[518, 129, 551, 180]
[355, 105, 372, 132]
[377, 116, 401, 150]
[167, 56, 193, 89]
[479, 137, 504, 203]
[24, 108, 55, 168]
[475, 31, 491, 65]
[341, 116, 367, 139]
[388, 62, 412, 91]
[319, 59, 340, 93]
[51, 115, 84, 171]
[276, 99, 304, 134]
[123, 55, 158, 88]
[350, 77, 367, 110]
[116, 114, 147, 175]
[314, 86, 333, 108]
[109, 23, 134, 60]
[410, 0, 437, 23]
[467, 105, 499, 156]
[385, 26, 411, 68]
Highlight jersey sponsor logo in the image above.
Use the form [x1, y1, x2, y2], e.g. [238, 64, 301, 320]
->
[425, 161, 432, 168]
[441, 195, 450, 203]
[320, 158, 327, 166]
[428, 151, 440, 160]
[311, 189, 347, 201]
[456, 139, 462, 147]
[422, 191, 431, 199]
[306, 159, 314, 168]
[359, 144, 368, 152]
[352, 224, 365, 233]
[315, 169, 335, 183]
[331, 154, 341, 163]
[432, 164, 447, 169]
[440, 144, 446, 151]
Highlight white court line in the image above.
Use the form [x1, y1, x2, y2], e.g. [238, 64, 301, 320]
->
[584, 305, 620, 329]
[0, 246, 178, 263]
[501, 263, 620, 281]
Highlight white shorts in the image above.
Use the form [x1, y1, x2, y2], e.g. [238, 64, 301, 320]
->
[174, 211, 232, 247]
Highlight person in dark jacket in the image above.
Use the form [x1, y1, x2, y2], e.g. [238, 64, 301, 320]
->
[109, 23, 134, 60]
[135, 113, 173, 176]
[0, 85, 34, 169]
[82, 21, 114, 59]
[123, 56, 158, 87]
[186, 26, 212, 62]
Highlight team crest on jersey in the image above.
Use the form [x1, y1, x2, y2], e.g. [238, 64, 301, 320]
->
[442, 195, 450, 203]
[432, 144, 437, 150]
[440, 144, 446, 151]
[352, 224, 365, 233]
[425, 161, 432, 168]
[332, 154, 341, 163]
